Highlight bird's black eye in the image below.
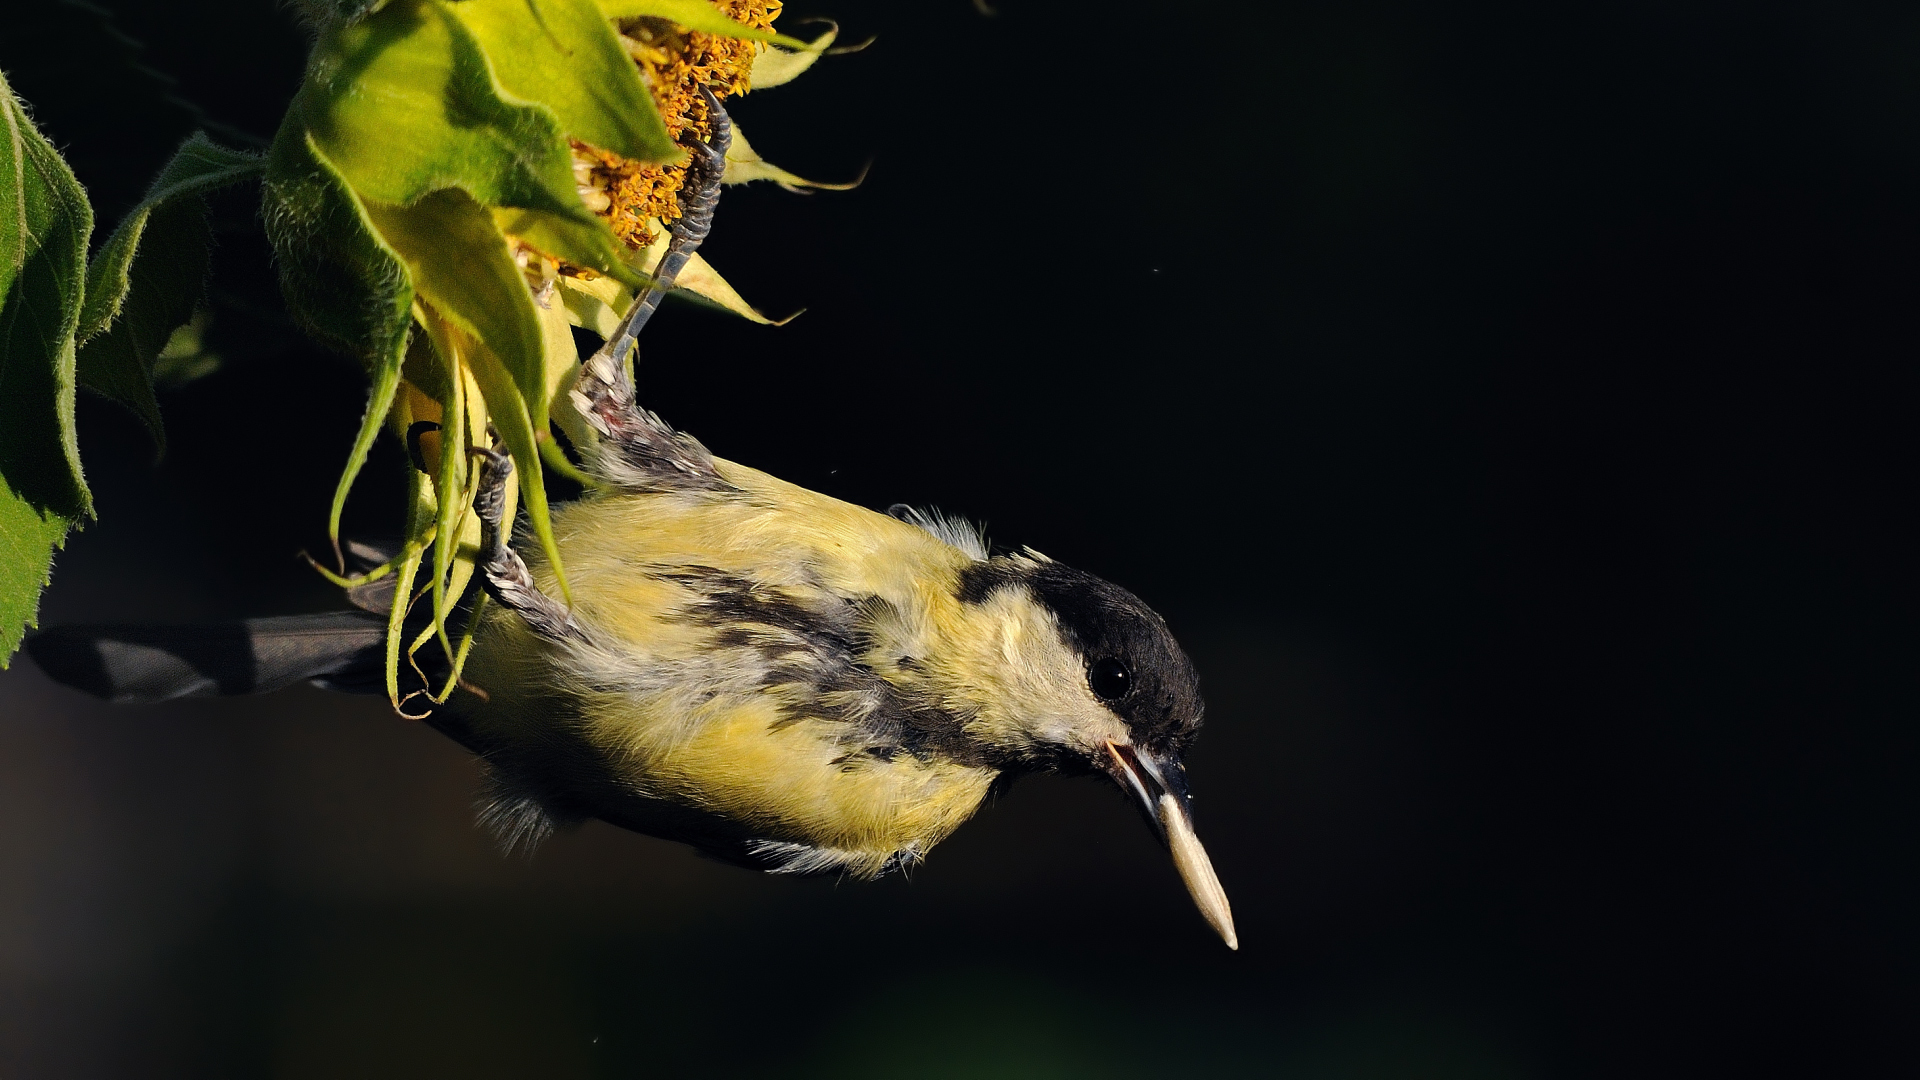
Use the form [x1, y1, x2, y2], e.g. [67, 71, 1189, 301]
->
[1089, 657, 1132, 701]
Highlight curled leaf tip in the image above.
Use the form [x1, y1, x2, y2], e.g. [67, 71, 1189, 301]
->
[722, 124, 868, 192]
[827, 34, 877, 56]
[747, 20, 842, 90]
[782, 158, 870, 194]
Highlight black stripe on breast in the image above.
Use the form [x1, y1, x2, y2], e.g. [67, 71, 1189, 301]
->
[653, 565, 988, 766]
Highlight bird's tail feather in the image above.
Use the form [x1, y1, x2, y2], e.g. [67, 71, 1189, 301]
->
[26, 611, 397, 704]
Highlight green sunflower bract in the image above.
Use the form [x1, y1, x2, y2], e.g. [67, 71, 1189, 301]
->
[264, 0, 826, 711]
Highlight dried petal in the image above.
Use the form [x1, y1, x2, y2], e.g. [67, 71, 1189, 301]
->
[722, 123, 866, 192]
[748, 22, 838, 90]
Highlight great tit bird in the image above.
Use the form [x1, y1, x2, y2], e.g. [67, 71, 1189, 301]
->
[27, 96, 1237, 949]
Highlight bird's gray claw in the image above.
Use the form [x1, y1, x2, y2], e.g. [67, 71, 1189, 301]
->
[694, 85, 732, 166]
[463, 441, 585, 643]
[468, 441, 514, 540]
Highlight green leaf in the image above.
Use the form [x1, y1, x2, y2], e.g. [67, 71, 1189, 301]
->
[294, 1, 651, 288]
[449, 0, 677, 163]
[555, 272, 627, 338]
[1, 72, 94, 665]
[597, 0, 809, 48]
[263, 127, 413, 372]
[75, 134, 264, 343]
[0, 486, 73, 669]
[360, 188, 570, 601]
[384, 463, 436, 710]
[72, 134, 261, 454]
[415, 313, 474, 665]
[297, 0, 595, 222]
[150, 309, 222, 389]
[289, 0, 388, 34]
[463, 330, 571, 606]
[493, 204, 649, 291]
[74, 276, 173, 448]
[363, 189, 546, 414]
[534, 296, 595, 455]
[261, 127, 413, 564]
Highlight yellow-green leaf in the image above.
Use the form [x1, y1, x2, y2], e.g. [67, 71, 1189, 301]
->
[556, 272, 627, 338]
[748, 22, 838, 90]
[630, 220, 791, 324]
[382, 461, 438, 709]
[722, 123, 866, 193]
[449, 0, 678, 164]
[363, 189, 570, 603]
[676, 251, 796, 324]
[532, 297, 598, 488]
[296, 0, 591, 222]
[493, 204, 649, 291]
[463, 332, 571, 605]
[566, 222, 792, 327]
[417, 317, 480, 665]
[364, 189, 547, 416]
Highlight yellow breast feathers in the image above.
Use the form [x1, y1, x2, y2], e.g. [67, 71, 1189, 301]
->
[460, 458, 1000, 877]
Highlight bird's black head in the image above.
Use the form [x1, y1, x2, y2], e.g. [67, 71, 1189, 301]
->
[954, 551, 1233, 947]
[955, 553, 1204, 764]
[1016, 559, 1203, 756]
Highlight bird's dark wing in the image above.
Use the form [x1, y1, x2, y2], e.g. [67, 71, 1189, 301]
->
[341, 539, 401, 615]
[27, 611, 396, 703]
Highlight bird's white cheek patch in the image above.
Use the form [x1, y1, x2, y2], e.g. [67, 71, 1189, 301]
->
[1044, 711, 1131, 757]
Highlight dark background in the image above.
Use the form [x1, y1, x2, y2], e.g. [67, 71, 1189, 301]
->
[1, 0, 1913, 1075]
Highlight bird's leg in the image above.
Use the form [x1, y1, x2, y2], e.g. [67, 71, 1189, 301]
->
[572, 87, 733, 443]
[568, 87, 732, 492]
[469, 441, 585, 642]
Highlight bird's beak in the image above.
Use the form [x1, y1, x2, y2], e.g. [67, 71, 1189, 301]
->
[1105, 741, 1238, 950]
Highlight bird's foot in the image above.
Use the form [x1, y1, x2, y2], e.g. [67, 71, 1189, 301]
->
[566, 90, 733, 494]
[574, 87, 733, 428]
[468, 442, 584, 643]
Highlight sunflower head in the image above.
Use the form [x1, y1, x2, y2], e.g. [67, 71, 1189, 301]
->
[583, 1, 782, 248]
[261, 0, 845, 714]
